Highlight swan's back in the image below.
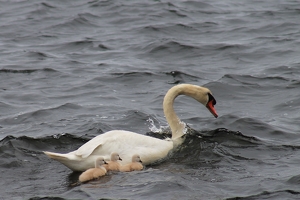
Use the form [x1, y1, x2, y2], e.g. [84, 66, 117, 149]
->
[77, 130, 174, 165]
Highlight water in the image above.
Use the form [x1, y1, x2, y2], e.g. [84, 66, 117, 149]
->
[0, 0, 300, 199]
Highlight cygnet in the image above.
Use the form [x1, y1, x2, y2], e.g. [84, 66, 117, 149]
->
[79, 157, 107, 183]
[119, 154, 143, 172]
[104, 152, 122, 171]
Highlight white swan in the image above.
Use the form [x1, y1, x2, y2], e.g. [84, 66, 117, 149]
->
[44, 84, 218, 171]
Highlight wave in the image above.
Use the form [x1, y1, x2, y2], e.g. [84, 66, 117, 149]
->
[173, 128, 261, 158]
[226, 190, 300, 199]
[141, 23, 200, 34]
[108, 70, 201, 85]
[111, 71, 155, 77]
[145, 40, 200, 55]
[49, 39, 111, 53]
[0, 103, 83, 125]
[44, 13, 99, 34]
[0, 133, 88, 168]
[0, 67, 57, 74]
[220, 74, 290, 87]
[136, 39, 249, 60]
[153, 41, 245, 54]
[165, 70, 200, 79]
[1, 127, 260, 168]
[1, 126, 300, 198]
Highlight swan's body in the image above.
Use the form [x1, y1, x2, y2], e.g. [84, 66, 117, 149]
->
[45, 130, 174, 171]
[79, 157, 107, 183]
[44, 84, 218, 171]
[120, 154, 144, 172]
[103, 152, 122, 171]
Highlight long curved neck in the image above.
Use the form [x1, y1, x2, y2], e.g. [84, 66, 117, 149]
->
[163, 84, 190, 140]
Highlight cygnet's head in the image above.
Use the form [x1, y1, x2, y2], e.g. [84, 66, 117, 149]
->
[111, 152, 122, 161]
[132, 154, 142, 163]
[95, 157, 107, 167]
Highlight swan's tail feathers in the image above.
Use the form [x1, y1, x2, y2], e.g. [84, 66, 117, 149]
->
[44, 151, 70, 161]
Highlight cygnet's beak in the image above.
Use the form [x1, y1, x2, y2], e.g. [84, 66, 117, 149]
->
[104, 160, 108, 164]
[119, 157, 122, 161]
[206, 94, 218, 118]
[139, 159, 143, 163]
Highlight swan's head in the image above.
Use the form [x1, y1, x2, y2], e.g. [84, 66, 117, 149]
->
[205, 91, 218, 118]
[192, 86, 218, 118]
[111, 152, 122, 161]
[95, 157, 107, 167]
[132, 154, 142, 163]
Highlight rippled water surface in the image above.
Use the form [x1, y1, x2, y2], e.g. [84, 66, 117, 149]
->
[1, 0, 300, 199]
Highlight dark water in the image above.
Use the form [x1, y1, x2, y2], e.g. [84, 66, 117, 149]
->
[1, 0, 300, 199]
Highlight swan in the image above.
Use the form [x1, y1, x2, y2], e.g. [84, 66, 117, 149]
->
[79, 157, 107, 183]
[103, 152, 122, 171]
[44, 84, 218, 171]
[119, 154, 143, 172]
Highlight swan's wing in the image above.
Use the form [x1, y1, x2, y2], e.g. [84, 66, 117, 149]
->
[75, 130, 124, 158]
[75, 130, 172, 161]
[75, 135, 104, 158]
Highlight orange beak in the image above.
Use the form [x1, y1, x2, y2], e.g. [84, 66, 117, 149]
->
[206, 100, 218, 118]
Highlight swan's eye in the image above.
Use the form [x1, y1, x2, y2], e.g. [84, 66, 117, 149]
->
[208, 93, 216, 105]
